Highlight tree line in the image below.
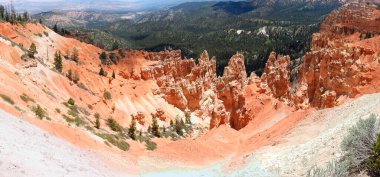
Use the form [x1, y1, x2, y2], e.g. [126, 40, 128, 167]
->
[0, 2, 30, 23]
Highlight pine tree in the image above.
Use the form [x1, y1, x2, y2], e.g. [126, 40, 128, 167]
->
[185, 111, 191, 124]
[22, 11, 28, 22]
[128, 118, 137, 140]
[147, 125, 152, 133]
[54, 51, 63, 72]
[175, 119, 184, 136]
[152, 116, 160, 137]
[111, 41, 119, 50]
[71, 47, 79, 63]
[94, 113, 100, 129]
[170, 120, 174, 127]
[67, 69, 73, 81]
[0, 5, 4, 19]
[99, 52, 107, 64]
[112, 70, 116, 79]
[99, 67, 105, 76]
[29, 43, 38, 56]
[53, 24, 58, 33]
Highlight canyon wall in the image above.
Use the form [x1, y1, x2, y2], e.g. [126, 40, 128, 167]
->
[137, 3, 380, 130]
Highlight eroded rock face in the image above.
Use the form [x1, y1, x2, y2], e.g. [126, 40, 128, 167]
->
[126, 3, 380, 129]
[153, 108, 166, 121]
[261, 52, 292, 103]
[132, 112, 146, 125]
[293, 3, 380, 109]
[147, 50, 182, 61]
[296, 46, 374, 108]
[141, 50, 251, 129]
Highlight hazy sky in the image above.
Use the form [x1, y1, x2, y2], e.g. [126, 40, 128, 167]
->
[0, 0, 220, 13]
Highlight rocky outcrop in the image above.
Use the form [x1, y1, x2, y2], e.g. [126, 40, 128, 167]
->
[292, 3, 380, 109]
[261, 52, 292, 103]
[295, 46, 375, 108]
[153, 108, 166, 121]
[140, 50, 251, 130]
[132, 112, 146, 125]
[146, 50, 182, 61]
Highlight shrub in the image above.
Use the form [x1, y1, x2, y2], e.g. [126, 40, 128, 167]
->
[145, 140, 157, 151]
[63, 114, 75, 123]
[32, 105, 46, 119]
[367, 133, 380, 177]
[307, 160, 350, 177]
[341, 114, 380, 172]
[104, 91, 112, 100]
[0, 94, 15, 105]
[96, 133, 129, 151]
[107, 118, 123, 132]
[20, 93, 35, 103]
[67, 98, 75, 106]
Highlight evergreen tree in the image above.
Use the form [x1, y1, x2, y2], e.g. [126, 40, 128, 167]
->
[94, 113, 100, 129]
[170, 120, 174, 127]
[53, 24, 58, 33]
[151, 116, 160, 137]
[99, 67, 105, 76]
[367, 134, 380, 177]
[112, 70, 116, 79]
[65, 49, 70, 60]
[111, 41, 119, 50]
[67, 69, 73, 81]
[185, 111, 191, 124]
[99, 52, 107, 64]
[71, 47, 79, 63]
[54, 51, 63, 72]
[180, 118, 185, 127]
[22, 11, 28, 21]
[147, 125, 152, 134]
[128, 118, 137, 140]
[29, 43, 37, 57]
[175, 119, 184, 136]
[109, 52, 117, 64]
[0, 5, 4, 19]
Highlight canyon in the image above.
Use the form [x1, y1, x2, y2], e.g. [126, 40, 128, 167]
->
[0, 2, 380, 177]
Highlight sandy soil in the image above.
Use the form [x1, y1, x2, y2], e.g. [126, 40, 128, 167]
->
[0, 109, 135, 177]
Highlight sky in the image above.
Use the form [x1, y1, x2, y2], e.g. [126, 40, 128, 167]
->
[0, 0, 221, 13]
